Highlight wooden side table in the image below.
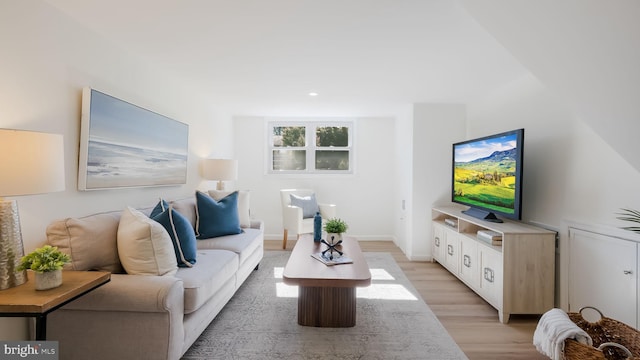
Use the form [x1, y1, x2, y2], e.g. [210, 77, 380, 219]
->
[0, 270, 110, 340]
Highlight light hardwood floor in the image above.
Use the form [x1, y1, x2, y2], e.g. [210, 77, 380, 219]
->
[266, 239, 547, 360]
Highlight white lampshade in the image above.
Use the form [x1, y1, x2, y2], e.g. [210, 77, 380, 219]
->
[202, 159, 238, 190]
[0, 129, 65, 196]
[0, 129, 65, 290]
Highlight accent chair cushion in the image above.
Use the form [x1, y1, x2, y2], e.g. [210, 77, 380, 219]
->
[195, 191, 242, 238]
[151, 206, 197, 267]
[290, 193, 319, 218]
[208, 189, 250, 228]
[117, 207, 177, 276]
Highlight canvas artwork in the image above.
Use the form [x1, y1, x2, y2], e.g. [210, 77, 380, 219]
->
[78, 88, 189, 190]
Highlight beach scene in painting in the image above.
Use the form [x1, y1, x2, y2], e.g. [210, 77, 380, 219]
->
[83, 90, 188, 189]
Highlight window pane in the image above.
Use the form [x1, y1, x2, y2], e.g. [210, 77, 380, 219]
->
[316, 126, 348, 147]
[315, 150, 349, 170]
[273, 150, 306, 170]
[273, 126, 305, 147]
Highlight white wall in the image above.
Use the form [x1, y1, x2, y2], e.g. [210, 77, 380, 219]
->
[233, 116, 396, 241]
[466, 73, 640, 308]
[0, 0, 229, 339]
[466, 74, 575, 225]
[393, 106, 414, 254]
[410, 104, 466, 260]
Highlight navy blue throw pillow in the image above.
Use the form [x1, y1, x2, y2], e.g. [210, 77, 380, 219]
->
[150, 199, 170, 218]
[151, 207, 197, 267]
[195, 191, 242, 238]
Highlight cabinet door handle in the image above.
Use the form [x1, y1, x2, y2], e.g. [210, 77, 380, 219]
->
[447, 244, 454, 256]
[484, 267, 494, 283]
[463, 254, 471, 268]
[434, 237, 440, 247]
[624, 270, 633, 275]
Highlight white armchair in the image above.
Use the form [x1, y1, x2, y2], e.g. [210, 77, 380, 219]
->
[280, 189, 337, 249]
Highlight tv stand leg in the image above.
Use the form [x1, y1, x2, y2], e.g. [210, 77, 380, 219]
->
[498, 311, 510, 324]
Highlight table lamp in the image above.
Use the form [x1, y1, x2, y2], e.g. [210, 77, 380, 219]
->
[202, 159, 238, 191]
[0, 129, 65, 290]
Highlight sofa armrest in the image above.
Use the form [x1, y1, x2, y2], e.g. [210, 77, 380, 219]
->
[61, 273, 184, 313]
[249, 219, 264, 231]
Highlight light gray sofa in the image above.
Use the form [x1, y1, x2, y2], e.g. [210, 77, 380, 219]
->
[44, 196, 264, 360]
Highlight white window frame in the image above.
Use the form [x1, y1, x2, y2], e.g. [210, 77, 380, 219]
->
[266, 119, 355, 175]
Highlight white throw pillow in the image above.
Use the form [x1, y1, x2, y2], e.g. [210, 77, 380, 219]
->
[117, 207, 177, 276]
[208, 189, 251, 228]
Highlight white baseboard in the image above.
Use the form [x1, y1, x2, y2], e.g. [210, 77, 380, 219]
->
[408, 255, 431, 262]
[264, 234, 395, 242]
[351, 235, 396, 241]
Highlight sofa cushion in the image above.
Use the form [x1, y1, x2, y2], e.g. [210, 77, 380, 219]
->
[208, 189, 250, 228]
[46, 211, 124, 273]
[195, 191, 242, 238]
[151, 206, 197, 267]
[174, 249, 239, 314]
[171, 197, 197, 229]
[117, 207, 177, 276]
[195, 228, 262, 266]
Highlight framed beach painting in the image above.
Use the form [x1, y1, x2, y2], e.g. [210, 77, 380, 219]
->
[78, 88, 189, 190]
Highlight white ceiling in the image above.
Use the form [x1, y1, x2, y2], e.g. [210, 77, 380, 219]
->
[44, 0, 527, 109]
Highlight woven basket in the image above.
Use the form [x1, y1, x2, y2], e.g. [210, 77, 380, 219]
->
[564, 307, 638, 360]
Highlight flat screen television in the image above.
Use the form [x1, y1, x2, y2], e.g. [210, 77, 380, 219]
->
[452, 128, 524, 223]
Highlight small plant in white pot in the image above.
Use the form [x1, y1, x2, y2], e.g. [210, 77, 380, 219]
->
[324, 218, 348, 244]
[18, 245, 70, 290]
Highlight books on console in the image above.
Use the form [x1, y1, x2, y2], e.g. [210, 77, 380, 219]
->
[311, 252, 353, 266]
[477, 230, 503, 245]
[444, 218, 457, 227]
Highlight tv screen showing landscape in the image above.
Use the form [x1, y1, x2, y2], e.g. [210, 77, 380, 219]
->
[452, 129, 523, 220]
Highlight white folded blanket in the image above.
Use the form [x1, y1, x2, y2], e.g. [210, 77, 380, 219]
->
[533, 308, 592, 360]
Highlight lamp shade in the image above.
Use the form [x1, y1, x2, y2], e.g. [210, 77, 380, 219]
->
[0, 129, 65, 197]
[202, 159, 238, 181]
[0, 129, 65, 289]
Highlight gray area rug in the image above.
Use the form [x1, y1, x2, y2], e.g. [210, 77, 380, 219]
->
[182, 251, 468, 360]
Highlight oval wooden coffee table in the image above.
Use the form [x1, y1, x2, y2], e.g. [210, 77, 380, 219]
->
[282, 234, 371, 327]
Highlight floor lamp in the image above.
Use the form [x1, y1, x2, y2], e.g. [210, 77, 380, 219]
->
[202, 159, 238, 191]
[0, 129, 65, 290]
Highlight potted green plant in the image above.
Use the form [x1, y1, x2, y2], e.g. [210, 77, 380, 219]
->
[18, 245, 70, 290]
[324, 218, 349, 243]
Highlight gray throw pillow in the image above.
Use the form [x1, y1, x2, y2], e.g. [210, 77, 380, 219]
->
[290, 193, 320, 218]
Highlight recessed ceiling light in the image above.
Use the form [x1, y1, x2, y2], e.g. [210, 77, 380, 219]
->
[308, 92, 319, 97]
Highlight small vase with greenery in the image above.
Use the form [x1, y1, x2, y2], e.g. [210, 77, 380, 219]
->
[18, 245, 70, 290]
[324, 218, 349, 243]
